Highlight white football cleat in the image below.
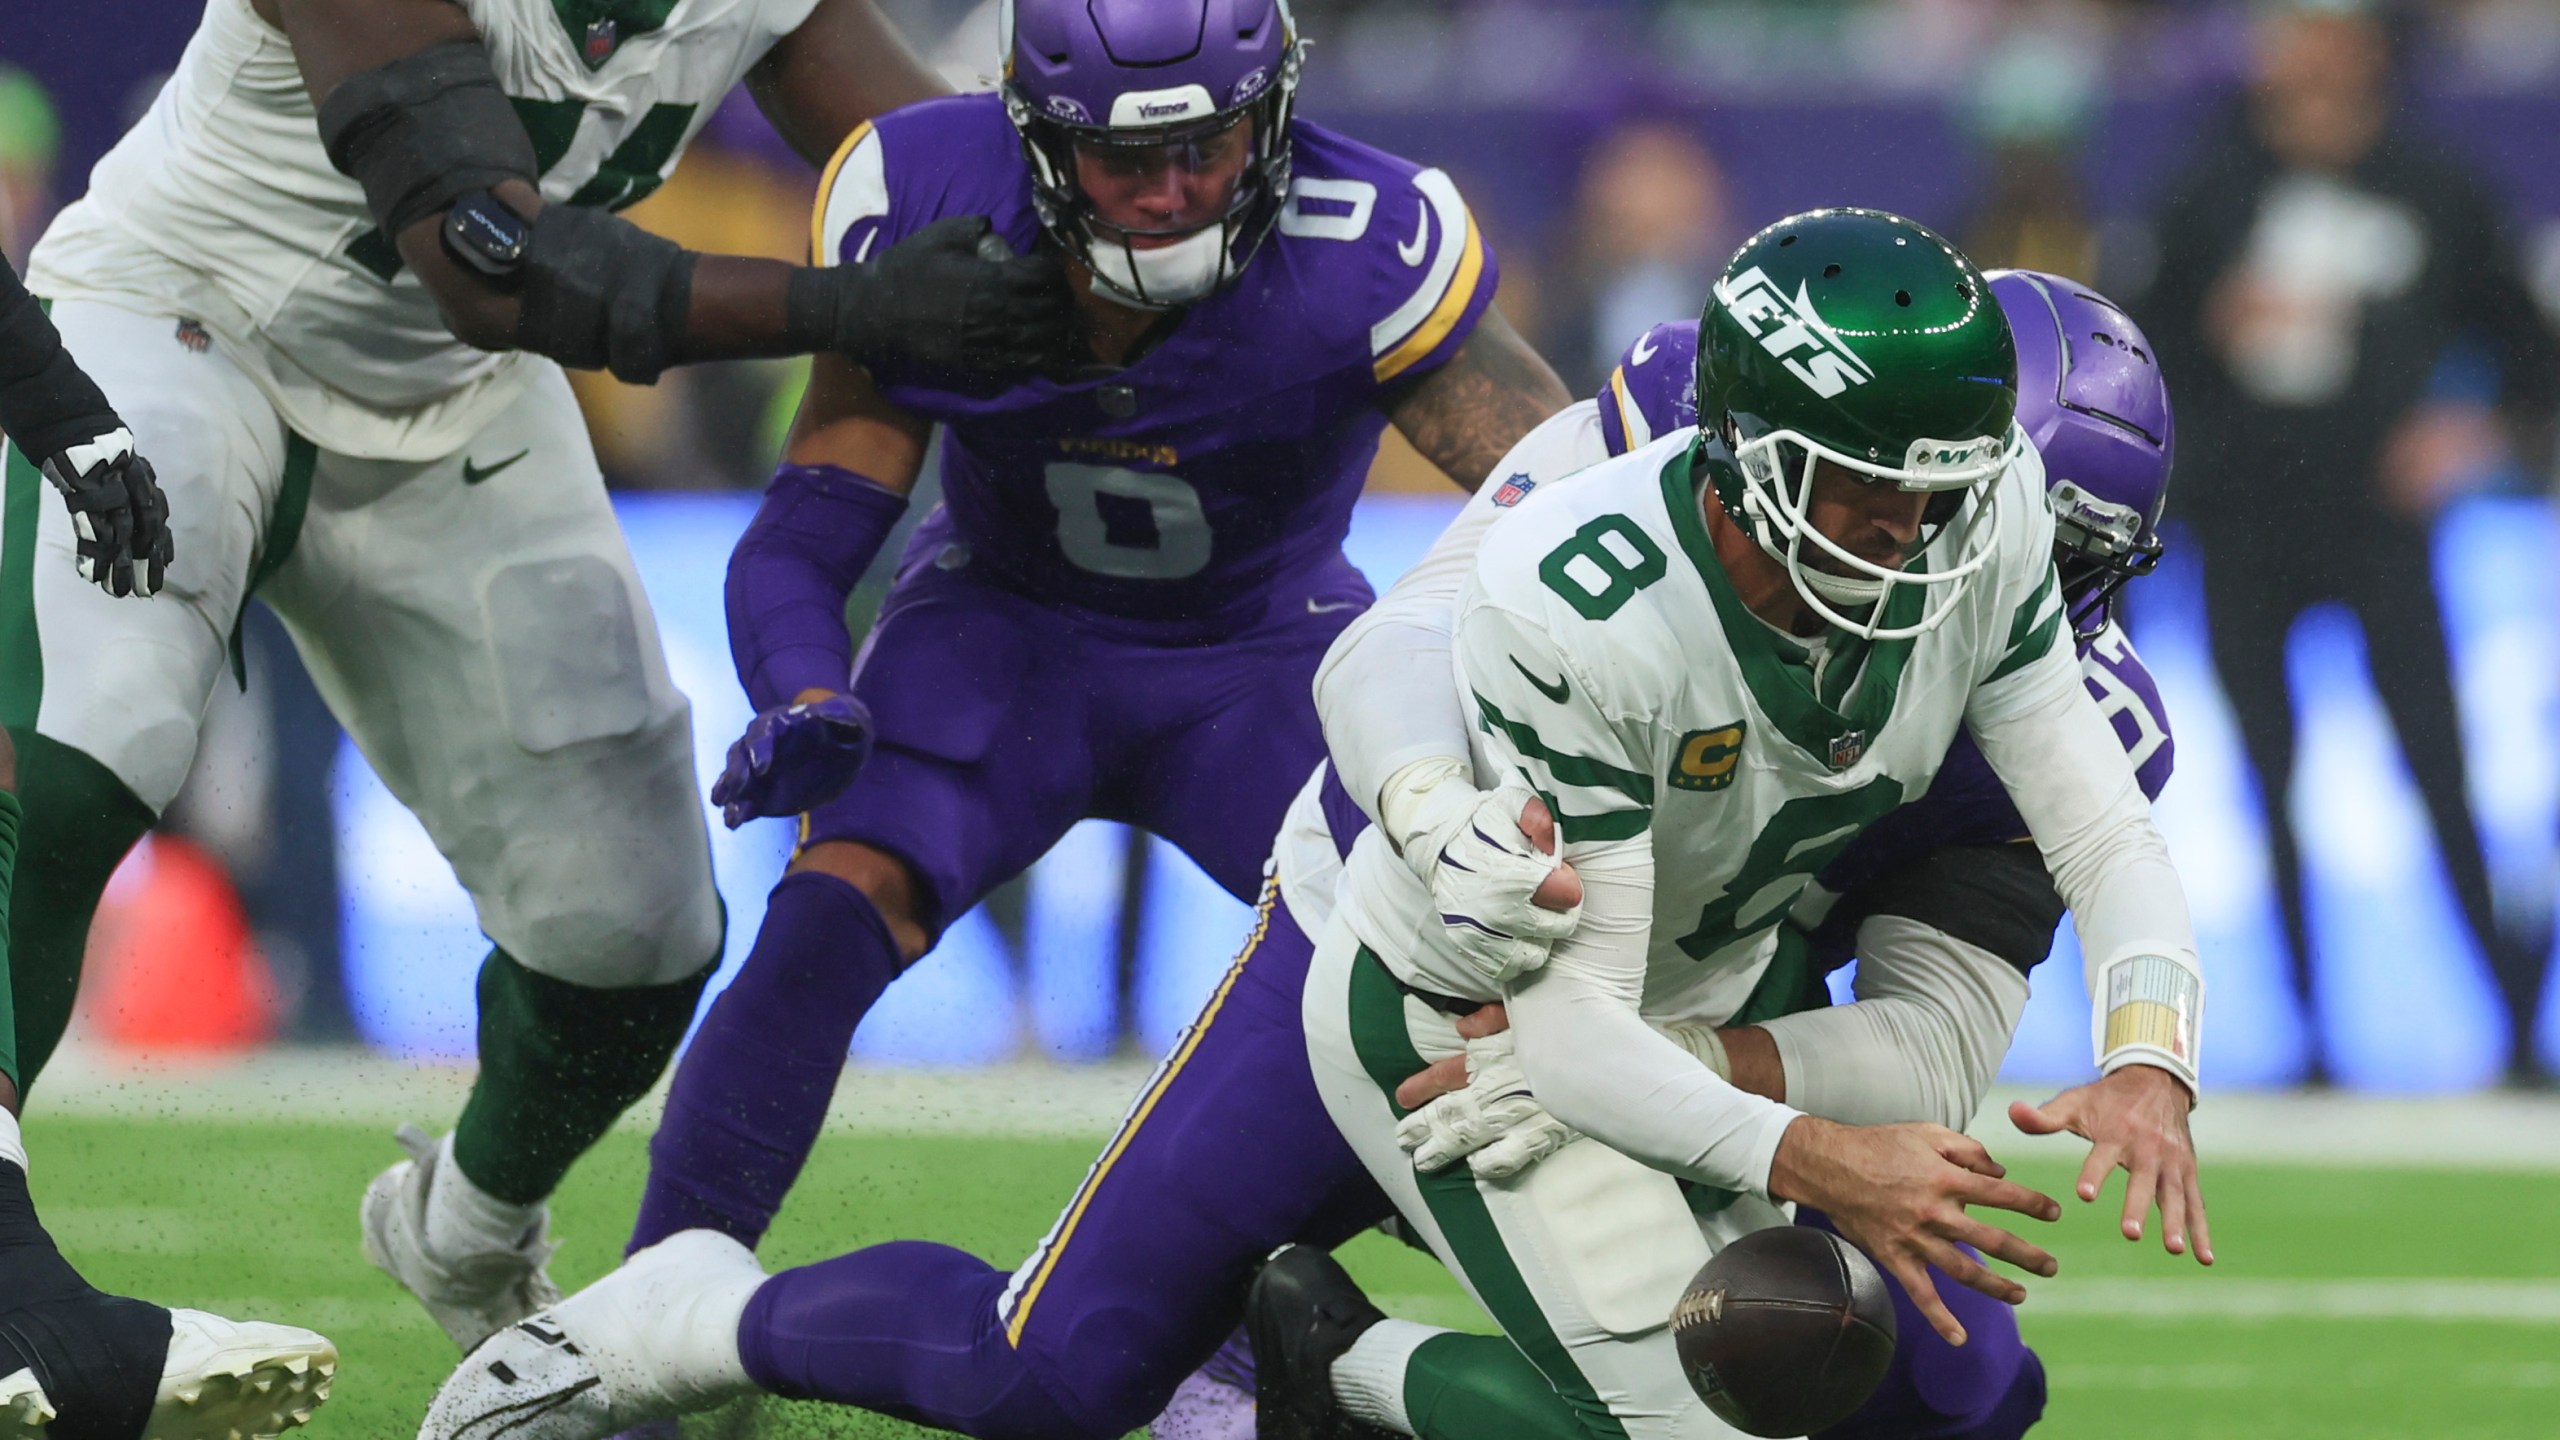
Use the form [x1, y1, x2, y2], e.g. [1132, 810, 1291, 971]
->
[420, 1230, 767, 1440]
[147, 1309, 336, 1440]
[362, 1124, 560, 1352]
[0, 1367, 57, 1438]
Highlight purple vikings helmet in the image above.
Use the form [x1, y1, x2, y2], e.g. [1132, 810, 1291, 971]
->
[1989, 269, 2175, 641]
[1001, 0, 1304, 310]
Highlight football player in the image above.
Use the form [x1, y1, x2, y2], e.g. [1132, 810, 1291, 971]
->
[1215, 268, 2185, 1440]
[416, 224, 2190, 1440]
[619, 0, 1560, 1276]
[0, 255, 333, 1440]
[1248, 213, 2206, 1440]
[16, 0, 1066, 1356]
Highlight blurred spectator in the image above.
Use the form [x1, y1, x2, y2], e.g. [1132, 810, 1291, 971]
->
[1959, 0, 2105, 276]
[2136, 0, 2560, 1083]
[1554, 120, 1733, 391]
[0, 67, 62, 266]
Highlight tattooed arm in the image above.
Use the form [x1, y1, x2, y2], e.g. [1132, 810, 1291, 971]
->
[1384, 308, 1572, 494]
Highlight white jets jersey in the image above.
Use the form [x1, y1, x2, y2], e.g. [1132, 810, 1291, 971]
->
[28, 0, 818, 459]
[1337, 427, 2067, 1030]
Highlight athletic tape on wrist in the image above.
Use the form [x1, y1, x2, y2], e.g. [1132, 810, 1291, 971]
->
[2092, 951, 2203, 1092]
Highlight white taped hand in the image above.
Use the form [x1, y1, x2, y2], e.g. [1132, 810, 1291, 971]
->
[1396, 1030, 1579, 1181]
[1386, 766, 1583, 986]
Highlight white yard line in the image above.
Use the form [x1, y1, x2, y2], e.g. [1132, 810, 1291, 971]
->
[27, 1046, 2560, 1168]
[2028, 1278, 2560, 1323]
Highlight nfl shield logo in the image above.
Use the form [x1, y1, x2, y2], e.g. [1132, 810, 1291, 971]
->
[584, 17, 621, 66]
[1491, 474, 1535, 508]
[1827, 731, 1866, 770]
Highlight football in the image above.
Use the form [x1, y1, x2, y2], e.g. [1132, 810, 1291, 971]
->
[1669, 1226, 1898, 1437]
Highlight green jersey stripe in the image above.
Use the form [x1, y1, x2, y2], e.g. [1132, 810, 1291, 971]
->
[1986, 568, 2064, 685]
[1474, 693, 1655, 804]
[0, 436, 42, 730]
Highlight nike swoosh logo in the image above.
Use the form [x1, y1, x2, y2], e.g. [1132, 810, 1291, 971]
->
[462, 449, 530, 486]
[1308, 597, 1363, 615]
[1630, 331, 1659, 365]
[1397, 206, 1430, 267]
[1510, 656, 1570, 704]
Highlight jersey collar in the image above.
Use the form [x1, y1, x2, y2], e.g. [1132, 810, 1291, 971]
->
[1658, 444, 1924, 769]
[551, 0, 681, 68]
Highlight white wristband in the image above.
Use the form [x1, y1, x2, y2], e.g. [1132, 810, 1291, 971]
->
[2091, 951, 2203, 1097]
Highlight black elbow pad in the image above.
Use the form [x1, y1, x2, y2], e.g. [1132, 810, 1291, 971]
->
[318, 40, 538, 238]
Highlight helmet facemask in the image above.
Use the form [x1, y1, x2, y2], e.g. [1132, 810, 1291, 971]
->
[1722, 417, 2011, 641]
[1004, 43, 1302, 312]
[2049, 478, 2163, 642]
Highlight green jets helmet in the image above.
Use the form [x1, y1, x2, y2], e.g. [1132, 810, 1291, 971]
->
[1696, 208, 2019, 638]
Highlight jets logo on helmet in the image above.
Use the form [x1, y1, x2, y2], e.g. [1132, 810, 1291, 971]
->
[1695, 209, 2018, 641]
[1713, 267, 1877, 399]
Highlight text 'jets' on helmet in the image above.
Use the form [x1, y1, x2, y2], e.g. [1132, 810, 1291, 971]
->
[1697, 208, 2018, 639]
[1988, 269, 2174, 643]
[1001, 0, 1304, 310]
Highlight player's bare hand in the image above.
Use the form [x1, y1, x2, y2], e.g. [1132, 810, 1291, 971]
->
[1394, 1002, 1510, 1110]
[1769, 1117, 2060, 1347]
[1514, 799, 1583, 911]
[2011, 1064, 2211, 1265]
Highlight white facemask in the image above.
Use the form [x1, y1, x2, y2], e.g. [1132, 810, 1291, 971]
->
[1083, 223, 1230, 307]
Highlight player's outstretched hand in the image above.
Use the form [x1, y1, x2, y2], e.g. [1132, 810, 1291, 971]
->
[39, 427, 172, 598]
[1768, 1116, 2060, 1347]
[828, 216, 1072, 390]
[2010, 1064, 2212, 1266]
[710, 692, 874, 829]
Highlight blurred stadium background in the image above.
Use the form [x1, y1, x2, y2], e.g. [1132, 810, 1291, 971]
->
[9, 0, 2560, 1091]
[11, 2, 2560, 1436]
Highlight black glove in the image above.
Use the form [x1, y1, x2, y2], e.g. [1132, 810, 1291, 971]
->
[40, 428, 173, 599]
[796, 216, 1073, 390]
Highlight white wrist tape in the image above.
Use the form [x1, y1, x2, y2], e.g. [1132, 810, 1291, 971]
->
[2092, 951, 2204, 1096]
[1664, 1023, 1733, 1083]
[1377, 755, 1478, 871]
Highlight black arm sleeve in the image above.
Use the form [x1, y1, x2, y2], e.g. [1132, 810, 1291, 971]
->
[0, 257, 119, 462]
[1813, 841, 2068, 979]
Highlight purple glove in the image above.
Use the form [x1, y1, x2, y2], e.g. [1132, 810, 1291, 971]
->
[710, 693, 875, 829]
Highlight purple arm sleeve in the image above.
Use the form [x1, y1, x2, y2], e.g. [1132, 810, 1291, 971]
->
[724, 462, 910, 712]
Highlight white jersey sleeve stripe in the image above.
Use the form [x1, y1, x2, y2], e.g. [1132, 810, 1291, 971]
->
[809, 120, 886, 264]
[1369, 168, 1476, 369]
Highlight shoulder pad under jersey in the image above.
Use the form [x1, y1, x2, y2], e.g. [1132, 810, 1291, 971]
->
[807, 93, 1038, 266]
[1596, 320, 1700, 457]
[1275, 120, 1498, 389]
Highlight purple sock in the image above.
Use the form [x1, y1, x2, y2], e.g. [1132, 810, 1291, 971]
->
[739, 1241, 1094, 1440]
[629, 871, 902, 1252]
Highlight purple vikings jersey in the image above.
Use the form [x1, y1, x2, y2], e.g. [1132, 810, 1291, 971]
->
[813, 93, 1495, 634]
[1592, 319, 2177, 901]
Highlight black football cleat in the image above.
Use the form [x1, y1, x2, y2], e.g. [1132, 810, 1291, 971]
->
[1245, 1246, 1397, 1440]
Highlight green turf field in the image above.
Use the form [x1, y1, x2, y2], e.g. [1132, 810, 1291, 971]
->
[24, 1109, 2560, 1439]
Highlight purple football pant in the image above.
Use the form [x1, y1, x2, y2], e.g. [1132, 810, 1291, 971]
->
[808, 550, 1372, 926]
[1797, 1208, 2047, 1440]
[736, 888, 1392, 1440]
[630, 550, 1368, 1252]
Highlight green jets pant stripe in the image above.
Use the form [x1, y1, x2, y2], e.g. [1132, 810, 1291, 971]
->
[7, 731, 152, 1091]
[230, 433, 316, 686]
[1347, 947, 1631, 1440]
[1, 436, 43, 730]
[0, 788, 21, 1089]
